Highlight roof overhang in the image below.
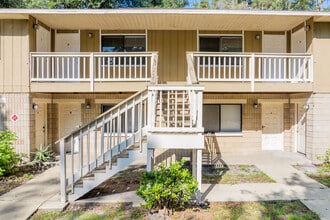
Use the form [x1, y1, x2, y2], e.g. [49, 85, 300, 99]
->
[1, 9, 330, 31]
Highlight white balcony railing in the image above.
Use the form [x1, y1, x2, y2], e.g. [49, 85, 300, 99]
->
[187, 52, 313, 89]
[30, 52, 158, 91]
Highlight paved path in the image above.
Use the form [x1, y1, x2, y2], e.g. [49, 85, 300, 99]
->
[0, 151, 329, 219]
[0, 164, 62, 220]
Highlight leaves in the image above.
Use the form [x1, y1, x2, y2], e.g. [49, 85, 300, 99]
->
[0, 130, 21, 177]
[136, 159, 198, 213]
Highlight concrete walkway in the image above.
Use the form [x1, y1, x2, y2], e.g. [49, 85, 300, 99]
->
[0, 164, 62, 220]
[0, 151, 329, 219]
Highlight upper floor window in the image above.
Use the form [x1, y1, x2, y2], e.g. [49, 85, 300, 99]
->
[199, 36, 242, 52]
[101, 35, 146, 52]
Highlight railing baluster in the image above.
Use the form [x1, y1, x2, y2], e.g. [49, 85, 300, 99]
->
[175, 90, 178, 128]
[218, 56, 221, 80]
[70, 135, 74, 193]
[87, 125, 90, 172]
[124, 103, 128, 148]
[101, 117, 105, 163]
[79, 130, 83, 177]
[234, 56, 237, 79]
[109, 114, 113, 168]
[182, 90, 185, 128]
[167, 91, 170, 127]
[60, 139, 67, 203]
[159, 91, 162, 127]
[94, 121, 97, 166]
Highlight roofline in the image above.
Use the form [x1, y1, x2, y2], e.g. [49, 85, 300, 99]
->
[1, 8, 330, 17]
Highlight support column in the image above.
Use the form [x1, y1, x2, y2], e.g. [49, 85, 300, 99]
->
[146, 148, 154, 172]
[192, 149, 202, 202]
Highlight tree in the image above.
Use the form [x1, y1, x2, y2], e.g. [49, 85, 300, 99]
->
[2, 0, 185, 9]
[291, 0, 316, 11]
[161, 0, 187, 8]
[0, 0, 26, 8]
[251, 0, 290, 10]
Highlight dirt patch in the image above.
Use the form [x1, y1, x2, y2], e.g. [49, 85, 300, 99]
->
[82, 164, 274, 199]
[202, 164, 275, 184]
[82, 166, 145, 199]
[0, 163, 56, 196]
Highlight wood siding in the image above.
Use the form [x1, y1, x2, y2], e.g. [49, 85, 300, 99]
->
[80, 30, 100, 52]
[148, 30, 197, 83]
[244, 31, 262, 52]
[0, 19, 30, 93]
[313, 22, 330, 93]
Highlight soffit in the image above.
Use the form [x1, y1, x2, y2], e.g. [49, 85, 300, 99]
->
[30, 11, 311, 31]
[1, 9, 328, 31]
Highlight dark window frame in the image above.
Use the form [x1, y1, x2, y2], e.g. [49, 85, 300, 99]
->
[199, 36, 243, 66]
[101, 35, 146, 65]
[203, 104, 242, 133]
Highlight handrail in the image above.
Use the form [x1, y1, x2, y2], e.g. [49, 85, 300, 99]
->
[187, 52, 313, 91]
[30, 52, 158, 91]
[58, 89, 147, 143]
[60, 89, 148, 202]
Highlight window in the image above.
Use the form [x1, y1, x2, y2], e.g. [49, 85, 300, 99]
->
[199, 36, 242, 65]
[199, 36, 242, 52]
[101, 35, 146, 65]
[203, 104, 242, 133]
[101, 35, 146, 52]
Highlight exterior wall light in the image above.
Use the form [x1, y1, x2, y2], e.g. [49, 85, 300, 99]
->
[32, 103, 39, 110]
[255, 34, 260, 40]
[88, 32, 94, 38]
[303, 104, 310, 110]
[33, 23, 39, 30]
[85, 103, 91, 109]
[304, 25, 311, 32]
[253, 103, 258, 109]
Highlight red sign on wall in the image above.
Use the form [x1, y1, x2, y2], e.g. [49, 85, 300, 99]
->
[11, 114, 19, 122]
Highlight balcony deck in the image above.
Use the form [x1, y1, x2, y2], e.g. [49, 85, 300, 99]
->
[30, 52, 313, 93]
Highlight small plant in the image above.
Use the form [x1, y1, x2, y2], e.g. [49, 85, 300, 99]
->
[316, 147, 330, 170]
[0, 130, 21, 177]
[33, 145, 54, 166]
[136, 159, 198, 215]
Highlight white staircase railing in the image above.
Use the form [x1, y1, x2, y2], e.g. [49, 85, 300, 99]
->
[60, 89, 148, 203]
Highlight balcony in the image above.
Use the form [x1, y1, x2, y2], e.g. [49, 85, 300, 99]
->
[30, 52, 158, 92]
[30, 51, 313, 93]
[187, 52, 313, 92]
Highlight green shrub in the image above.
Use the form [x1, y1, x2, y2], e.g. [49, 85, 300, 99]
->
[317, 147, 330, 170]
[0, 130, 21, 177]
[136, 159, 198, 215]
[33, 145, 54, 166]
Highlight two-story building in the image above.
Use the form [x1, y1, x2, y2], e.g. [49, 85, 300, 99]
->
[1, 9, 330, 201]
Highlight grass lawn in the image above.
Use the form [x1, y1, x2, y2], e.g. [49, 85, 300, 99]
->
[294, 164, 330, 188]
[30, 201, 319, 220]
[305, 169, 330, 187]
